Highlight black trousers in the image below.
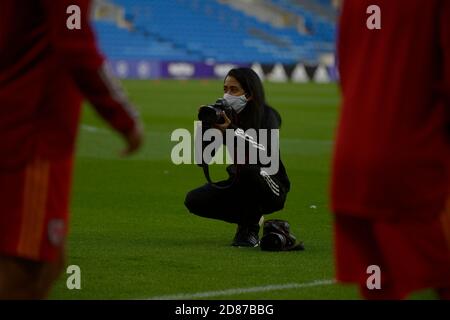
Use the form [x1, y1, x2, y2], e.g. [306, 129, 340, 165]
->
[184, 165, 287, 226]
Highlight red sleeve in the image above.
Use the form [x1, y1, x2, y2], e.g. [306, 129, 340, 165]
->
[41, 0, 138, 134]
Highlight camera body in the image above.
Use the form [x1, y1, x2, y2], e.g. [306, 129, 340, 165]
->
[260, 219, 305, 251]
[198, 98, 233, 128]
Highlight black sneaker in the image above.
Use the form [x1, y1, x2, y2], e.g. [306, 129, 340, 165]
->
[232, 224, 260, 247]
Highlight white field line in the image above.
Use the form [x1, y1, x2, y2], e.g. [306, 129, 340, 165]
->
[146, 279, 336, 300]
[81, 124, 108, 133]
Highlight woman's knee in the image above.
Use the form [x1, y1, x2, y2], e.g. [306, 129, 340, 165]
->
[184, 186, 229, 220]
[184, 190, 196, 213]
[184, 189, 207, 215]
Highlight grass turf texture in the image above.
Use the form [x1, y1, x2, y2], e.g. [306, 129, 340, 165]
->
[49, 80, 435, 300]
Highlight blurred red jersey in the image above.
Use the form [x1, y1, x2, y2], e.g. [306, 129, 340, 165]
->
[332, 0, 450, 221]
[0, 0, 137, 169]
[0, 0, 138, 261]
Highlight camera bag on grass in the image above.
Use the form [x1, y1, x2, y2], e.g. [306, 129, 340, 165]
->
[260, 219, 304, 251]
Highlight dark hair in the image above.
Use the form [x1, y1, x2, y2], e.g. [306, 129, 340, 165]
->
[225, 68, 266, 130]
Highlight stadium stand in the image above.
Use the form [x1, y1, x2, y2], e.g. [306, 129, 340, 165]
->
[94, 0, 336, 65]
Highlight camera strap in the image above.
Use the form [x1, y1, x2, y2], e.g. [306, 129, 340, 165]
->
[201, 163, 239, 189]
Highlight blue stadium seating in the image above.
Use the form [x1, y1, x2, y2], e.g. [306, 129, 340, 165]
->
[94, 0, 336, 64]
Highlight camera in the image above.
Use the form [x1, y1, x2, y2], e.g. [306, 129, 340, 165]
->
[260, 219, 305, 251]
[198, 98, 232, 128]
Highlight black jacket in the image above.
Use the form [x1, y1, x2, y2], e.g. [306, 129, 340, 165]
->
[226, 104, 290, 194]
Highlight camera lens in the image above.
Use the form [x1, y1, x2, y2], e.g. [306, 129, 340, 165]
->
[198, 106, 217, 124]
[260, 232, 287, 251]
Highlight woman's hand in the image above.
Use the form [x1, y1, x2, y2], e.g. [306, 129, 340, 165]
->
[214, 111, 232, 131]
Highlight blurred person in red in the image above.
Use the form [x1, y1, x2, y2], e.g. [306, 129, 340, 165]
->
[332, 0, 450, 299]
[0, 0, 143, 298]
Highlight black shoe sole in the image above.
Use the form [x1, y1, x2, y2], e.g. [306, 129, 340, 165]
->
[231, 241, 260, 248]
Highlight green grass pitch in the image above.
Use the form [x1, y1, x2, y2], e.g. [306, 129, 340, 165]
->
[49, 80, 435, 300]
